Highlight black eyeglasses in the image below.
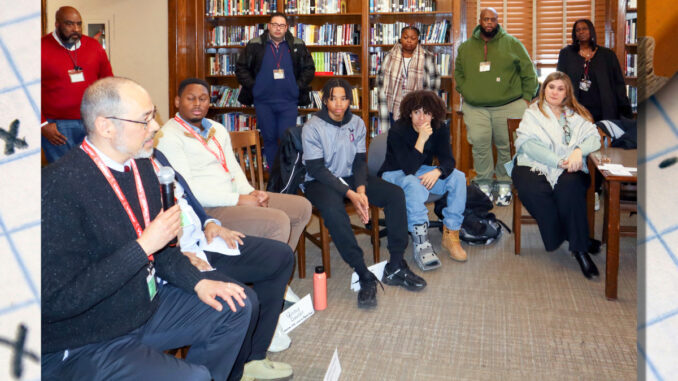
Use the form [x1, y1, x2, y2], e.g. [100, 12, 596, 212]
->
[106, 106, 157, 129]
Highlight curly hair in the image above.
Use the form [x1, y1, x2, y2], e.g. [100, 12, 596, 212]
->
[398, 90, 447, 129]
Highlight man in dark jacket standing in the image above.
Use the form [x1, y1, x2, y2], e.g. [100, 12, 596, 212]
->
[236, 12, 315, 172]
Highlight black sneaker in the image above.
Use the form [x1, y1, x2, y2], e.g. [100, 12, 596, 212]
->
[357, 273, 381, 309]
[383, 261, 427, 291]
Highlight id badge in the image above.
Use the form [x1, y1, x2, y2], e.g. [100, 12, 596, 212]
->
[146, 264, 157, 301]
[479, 61, 491, 72]
[68, 69, 85, 83]
[273, 69, 285, 79]
[579, 79, 591, 92]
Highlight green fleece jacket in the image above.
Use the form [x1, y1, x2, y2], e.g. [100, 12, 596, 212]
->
[455, 25, 538, 107]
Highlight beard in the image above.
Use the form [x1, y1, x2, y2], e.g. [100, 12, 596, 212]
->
[480, 27, 498, 39]
[113, 132, 155, 160]
[56, 30, 80, 47]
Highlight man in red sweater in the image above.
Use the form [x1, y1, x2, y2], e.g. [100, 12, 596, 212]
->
[41, 6, 113, 163]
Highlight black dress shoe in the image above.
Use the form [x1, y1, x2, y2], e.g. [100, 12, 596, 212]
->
[588, 238, 602, 255]
[572, 251, 600, 279]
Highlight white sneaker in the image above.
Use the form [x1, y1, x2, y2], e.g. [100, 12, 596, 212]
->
[495, 184, 512, 206]
[267, 322, 291, 352]
[284, 286, 301, 303]
[594, 192, 600, 211]
[478, 184, 494, 203]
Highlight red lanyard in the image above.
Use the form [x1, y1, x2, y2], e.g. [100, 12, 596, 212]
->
[270, 42, 288, 69]
[81, 140, 154, 261]
[174, 115, 230, 174]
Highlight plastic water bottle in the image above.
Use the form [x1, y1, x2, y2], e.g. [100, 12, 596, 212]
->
[313, 266, 327, 311]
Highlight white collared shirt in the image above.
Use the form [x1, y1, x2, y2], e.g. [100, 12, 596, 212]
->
[80, 137, 132, 172]
[52, 31, 81, 51]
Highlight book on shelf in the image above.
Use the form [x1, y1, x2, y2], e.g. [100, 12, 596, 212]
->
[285, 0, 345, 14]
[209, 53, 238, 75]
[370, 20, 450, 45]
[368, 49, 450, 76]
[626, 85, 637, 113]
[208, 24, 266, 46]
[311, 51, 360, 75]
[625, 53, 637, 77]
[210, 85, 243, 107]
[625, 17, 636, 44]
[370, 0, 436, 13]
[214, 112, 257, 132]
[627, 0, 636, 9]
[206, 0, 278, 16]
[290, 23, 360, 45]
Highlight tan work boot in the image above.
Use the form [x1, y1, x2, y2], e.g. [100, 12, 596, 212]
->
[442, 226, 467, 262]
[243, 358, 293, 380]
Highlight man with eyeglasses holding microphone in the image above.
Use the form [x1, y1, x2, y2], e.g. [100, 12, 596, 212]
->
[235, 12, 315, 172]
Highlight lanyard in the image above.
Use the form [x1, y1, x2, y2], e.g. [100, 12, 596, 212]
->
[66, 48, 81, 70]
[270, 42, 288, 69]
[483, 42, 488, 61]
[174, 115, 230, 174]
[81, 140, 154, 261]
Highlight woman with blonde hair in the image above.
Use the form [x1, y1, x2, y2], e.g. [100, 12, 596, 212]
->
[510, 71, 601, 279]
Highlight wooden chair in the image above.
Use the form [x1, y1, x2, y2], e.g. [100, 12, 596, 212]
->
[229, 130, 265, 190]
[507, 118, 537, 255]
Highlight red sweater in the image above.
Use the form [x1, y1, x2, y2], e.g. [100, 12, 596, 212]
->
[41, 33, 113, 122]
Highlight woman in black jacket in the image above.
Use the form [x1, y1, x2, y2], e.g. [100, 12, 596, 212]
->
[556, 19, 632, 122]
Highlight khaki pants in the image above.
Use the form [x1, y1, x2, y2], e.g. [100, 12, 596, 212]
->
[462, 98, 527, 186]
[205, 192, 312, 250]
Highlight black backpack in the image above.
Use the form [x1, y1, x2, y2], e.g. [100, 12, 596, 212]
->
[434, 183, 510, 245]
[267, 125, 306, 194]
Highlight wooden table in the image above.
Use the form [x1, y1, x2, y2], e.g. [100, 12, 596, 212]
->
[586, 147, 637, 300]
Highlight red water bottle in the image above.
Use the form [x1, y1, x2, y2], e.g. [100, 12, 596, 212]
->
[313, 266, 327, 311]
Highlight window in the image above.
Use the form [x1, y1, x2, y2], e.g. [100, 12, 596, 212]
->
[466, 1, 606, 68]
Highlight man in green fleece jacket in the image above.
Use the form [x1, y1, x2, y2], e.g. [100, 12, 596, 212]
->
[455, 7, 538, 206]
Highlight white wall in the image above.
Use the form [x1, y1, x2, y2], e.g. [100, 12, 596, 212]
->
[46, 0, 170, 122]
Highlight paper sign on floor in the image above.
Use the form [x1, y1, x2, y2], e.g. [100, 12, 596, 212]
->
[350, 260, 386, 292]
[323, 348, 341, 381]
[278, 294, 314, 334]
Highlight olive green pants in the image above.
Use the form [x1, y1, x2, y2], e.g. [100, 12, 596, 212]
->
[462, 98, 527, 186]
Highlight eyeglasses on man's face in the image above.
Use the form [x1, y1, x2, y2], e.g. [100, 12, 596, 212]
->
[269, 22, 287, 29]
[106, 106, 158, 129]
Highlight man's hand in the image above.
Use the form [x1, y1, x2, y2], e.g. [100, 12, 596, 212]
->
[250, 190, 269, 207]
[137, 204, 181, 256]
[183, 251, 213, 271]
[565, 148, 583, 172]
[204, 222, 245, 249]
[237, 194, 260, 206]
[346, 188, 369, 224]
[41, 123, 67, 145]
[418, 168, 441, 190]
[194, 279, 247, 312]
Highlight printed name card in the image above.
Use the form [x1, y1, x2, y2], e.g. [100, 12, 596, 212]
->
[279, 294, 314, 334]
[323, 348, 342, 381]
[350, 260, 386, 292]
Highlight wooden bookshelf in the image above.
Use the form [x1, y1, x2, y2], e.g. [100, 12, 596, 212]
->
[169, 0, 465, 145]
[610, 0, 638, 115]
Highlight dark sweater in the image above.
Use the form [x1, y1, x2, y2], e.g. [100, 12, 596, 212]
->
[557, 45, 632, 121]
[42, 148, 203, 353]
[378, 118, 455, 178]
[252, 40, 299, 104]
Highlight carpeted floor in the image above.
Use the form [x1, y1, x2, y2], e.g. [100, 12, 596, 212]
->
[271, 204, 637, 380]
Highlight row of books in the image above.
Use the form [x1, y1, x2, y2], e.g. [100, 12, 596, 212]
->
[284, 0, 346, 14]
[210, 85, 243, 107]
[368, 50, 451, 75]
[208, 24, 266, 46]
[370, 0, 436, 13]
[625, 53, 637, 77]
[626, 0, 636, 8]
[289, 23, 361, 46]
[368, 89, 447, 111]
[301, 89, 361, 109]
[370, 20, 450, 45]
[625, 18, 636, 44]
[311, 51, 360, 75]
[206, 0, 277, 16]
[213, 112, 257, 132]
[209, 53, 238, 75]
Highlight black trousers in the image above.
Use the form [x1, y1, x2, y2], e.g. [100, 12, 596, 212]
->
[512, 165, 591, 252]
[304, 175, 408, 277]
[205, 236, 294, 381]
[42, 284, 253, 381]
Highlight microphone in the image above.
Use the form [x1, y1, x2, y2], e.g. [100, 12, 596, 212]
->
[157, 166, 177, 246]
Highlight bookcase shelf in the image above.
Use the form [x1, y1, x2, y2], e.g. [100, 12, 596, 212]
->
[170, 0, 463, 141]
